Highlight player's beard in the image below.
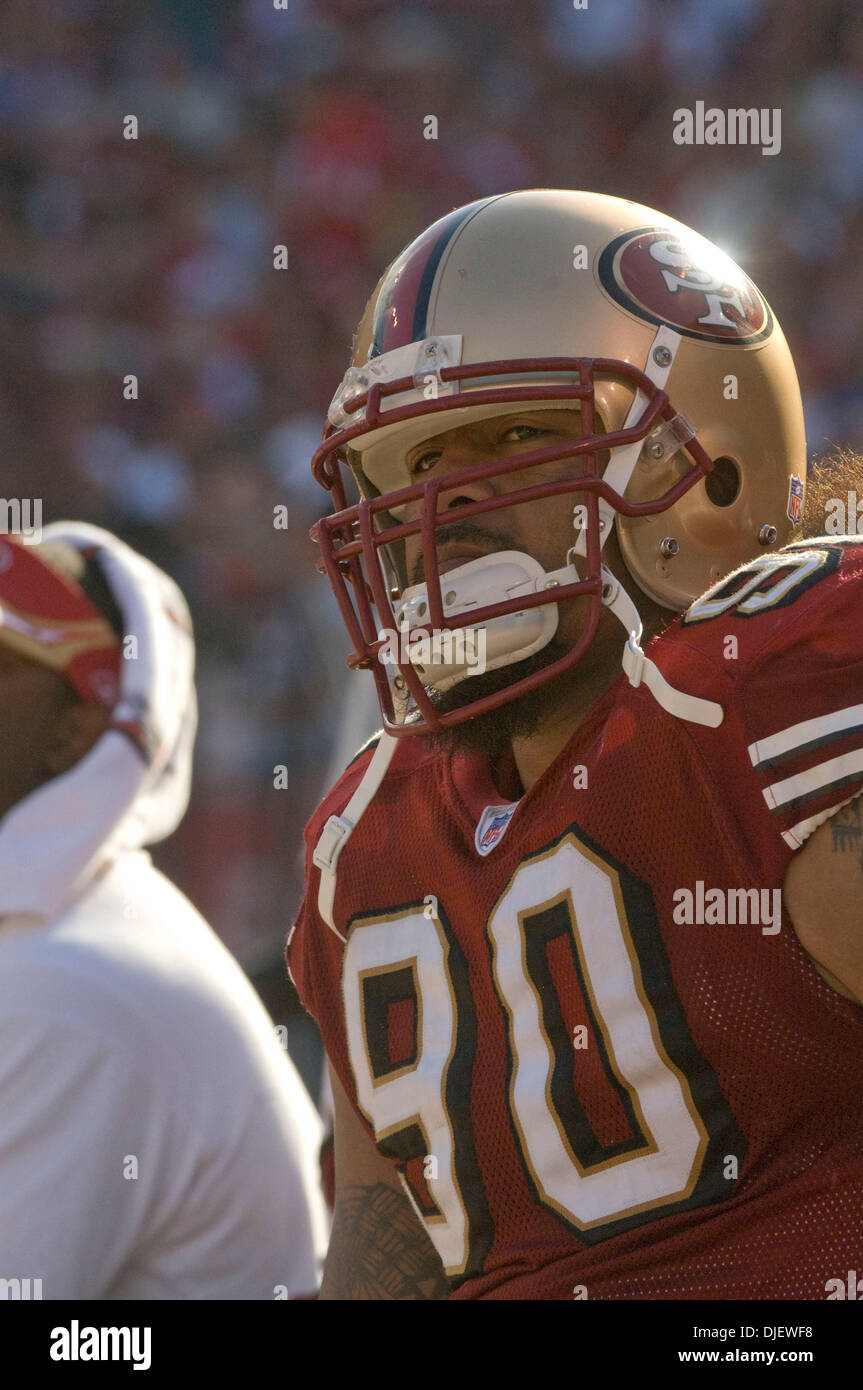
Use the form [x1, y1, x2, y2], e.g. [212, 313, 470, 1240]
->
[424, 633, 578, 763]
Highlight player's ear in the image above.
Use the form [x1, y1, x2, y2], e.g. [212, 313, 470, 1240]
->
[41, 694, 111, 778]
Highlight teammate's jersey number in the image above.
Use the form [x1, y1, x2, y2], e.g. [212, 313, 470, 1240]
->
[682, 541, 846, 625]
[342, 830, 743, 1280]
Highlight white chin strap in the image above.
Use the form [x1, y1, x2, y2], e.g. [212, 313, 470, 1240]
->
[513, 551, 723, 729]
[389, 547, 723, 729]
[597, 564, 724, 729]
[393, 550, 559, 693]
[572, 322, 684, 562]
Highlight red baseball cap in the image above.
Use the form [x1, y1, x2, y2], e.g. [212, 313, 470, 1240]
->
[0, 536, 122, 710]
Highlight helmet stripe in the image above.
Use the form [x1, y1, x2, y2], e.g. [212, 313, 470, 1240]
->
[370, 197, 497, 358]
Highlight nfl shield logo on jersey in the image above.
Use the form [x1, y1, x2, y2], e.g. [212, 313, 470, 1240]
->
[787, 475, 804, 525]
[475, 803, 518, 857]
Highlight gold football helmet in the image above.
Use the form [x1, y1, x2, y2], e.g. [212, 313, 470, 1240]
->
[311, 190, 806, 735]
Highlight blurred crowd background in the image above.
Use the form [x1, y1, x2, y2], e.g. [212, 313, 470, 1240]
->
[1, 0, 861, 1096]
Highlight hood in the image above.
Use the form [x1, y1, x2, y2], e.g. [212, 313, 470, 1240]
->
[0, 522, 197, 923]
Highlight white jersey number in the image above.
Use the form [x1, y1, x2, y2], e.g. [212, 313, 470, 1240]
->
[342, 830, 737, 1279]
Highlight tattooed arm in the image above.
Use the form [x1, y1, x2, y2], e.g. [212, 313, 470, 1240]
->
[320, 1064, 450, 1300]
[784, 798, 863, 1004]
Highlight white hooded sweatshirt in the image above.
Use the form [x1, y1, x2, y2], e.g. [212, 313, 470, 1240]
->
[0, 524, 328, 1299]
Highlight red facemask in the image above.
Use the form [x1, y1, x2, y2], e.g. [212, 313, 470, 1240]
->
[311, 354, 713, 737]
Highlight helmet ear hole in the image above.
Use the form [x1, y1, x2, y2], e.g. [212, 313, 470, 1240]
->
[705, 456, 741, 508]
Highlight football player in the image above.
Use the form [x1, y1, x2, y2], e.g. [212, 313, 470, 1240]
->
[288, 190, 863, 1300]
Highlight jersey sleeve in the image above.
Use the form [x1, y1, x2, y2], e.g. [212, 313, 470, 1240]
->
[286, 787, 368, 1123]
[287, 813, 344, 1030]
[734, 537, 863, 852]
[286, 739, 382, 1035]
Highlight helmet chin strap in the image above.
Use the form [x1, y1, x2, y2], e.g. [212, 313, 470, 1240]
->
[598, 563, 723, 728]
[556, 319, 722, 726]
[537, 551, 723, 727]
[572, 323, 683, 563]
[394, 544, 723, 728]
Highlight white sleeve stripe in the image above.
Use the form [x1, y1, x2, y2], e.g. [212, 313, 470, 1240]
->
[314, 732, 398, 938]
[748, 701, 863, 767]
[782, 792, 863, 849]
[762, 747, 863, 811]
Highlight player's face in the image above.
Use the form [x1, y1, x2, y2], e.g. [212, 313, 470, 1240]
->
[399, 408, 625, 651]
[0, 646, 73, 819]
[0, 646, 108, 821]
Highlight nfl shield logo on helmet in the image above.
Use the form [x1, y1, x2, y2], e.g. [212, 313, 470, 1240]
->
[787, 475, 804, 525]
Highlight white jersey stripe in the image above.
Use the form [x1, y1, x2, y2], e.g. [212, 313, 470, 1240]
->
[748, 701, 863, 768]
[762, 746, 863, 811]
[782, 793, 863, 849]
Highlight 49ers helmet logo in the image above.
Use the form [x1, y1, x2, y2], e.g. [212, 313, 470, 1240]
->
[598, 227, 772, 344]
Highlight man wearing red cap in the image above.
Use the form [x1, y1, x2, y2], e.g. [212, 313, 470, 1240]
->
[0, 539, 123, 818]
[0, 527, 328, 1299]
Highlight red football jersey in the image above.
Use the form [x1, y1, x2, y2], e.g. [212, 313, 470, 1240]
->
[288, 537, 863, 1300]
